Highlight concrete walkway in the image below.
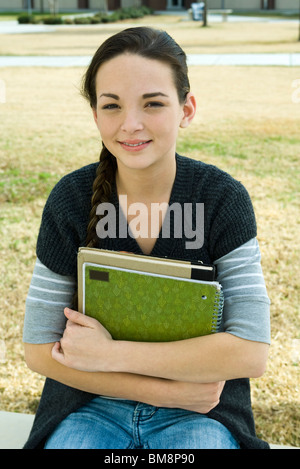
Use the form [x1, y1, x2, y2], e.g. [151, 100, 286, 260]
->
[0, 55, 91, 67]
[187, 53, 300, 66]
[0, 411, 298, 449]
[0, 14, 298, 35]
[1, 15, 300, 68]
[0, 53, 300, 67]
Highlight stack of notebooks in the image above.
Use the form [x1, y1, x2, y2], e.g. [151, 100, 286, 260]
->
[77, 248, 223, 342]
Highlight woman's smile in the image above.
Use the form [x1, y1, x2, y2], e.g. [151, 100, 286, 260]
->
[118, 139, 152, 152]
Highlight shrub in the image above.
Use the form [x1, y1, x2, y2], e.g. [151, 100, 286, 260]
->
[17, 6, 154, 27]
[140, 6, 154, 15]
[74, 17, 92, 24]
[63, 18, 74, 25]
[18, 14, 35, 24]
[117, 8, 132, 20]
[93, 13, 104, 22]
[92, 6, 154, 24]
[96, 15, 108, 23]
[90, 17, 102, 24]
[42, 16, 63, 25]
[106, 11, 122, 22]
[128, 8, 144, 19]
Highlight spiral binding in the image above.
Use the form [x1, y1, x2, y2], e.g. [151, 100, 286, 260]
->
[211, 286, 224, 333]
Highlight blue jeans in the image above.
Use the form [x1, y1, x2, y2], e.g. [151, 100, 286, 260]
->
[44, 397, 240, 449]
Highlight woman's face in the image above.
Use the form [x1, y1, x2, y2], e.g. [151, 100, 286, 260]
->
[92, 53, 195, 173]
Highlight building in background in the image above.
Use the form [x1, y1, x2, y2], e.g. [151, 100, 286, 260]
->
[0, 0, 299, 13]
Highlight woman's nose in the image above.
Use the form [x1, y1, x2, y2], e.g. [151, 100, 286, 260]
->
[120, 109, 144, 134]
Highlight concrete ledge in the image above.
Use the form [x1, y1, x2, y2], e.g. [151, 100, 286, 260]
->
[0, 411, 298, 449]
[208, 9, 233, 22]
[0, 411, 34, 449]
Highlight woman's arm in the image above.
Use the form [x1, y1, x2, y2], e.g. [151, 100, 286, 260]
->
[24, 341, 224, 414]
[23, 258, 224, 413]
[113, 331, 269, 382]
[52, 238, 270, 383]
[52, 308, 268, 383]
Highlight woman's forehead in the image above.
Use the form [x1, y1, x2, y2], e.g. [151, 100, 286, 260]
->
[95, 54, 176, 95]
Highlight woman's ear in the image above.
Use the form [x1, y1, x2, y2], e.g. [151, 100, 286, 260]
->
[92, 107, 98, 127]
[180, 92, 197, 129]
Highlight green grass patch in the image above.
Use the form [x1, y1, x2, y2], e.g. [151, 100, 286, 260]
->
[0, 167, 59, 203]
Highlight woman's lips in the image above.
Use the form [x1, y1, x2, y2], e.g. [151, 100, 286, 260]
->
[118, 140, 152, 151]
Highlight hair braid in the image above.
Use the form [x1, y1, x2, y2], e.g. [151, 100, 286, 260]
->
[85, 144, 117, 248]
[73, 145, 116, 310]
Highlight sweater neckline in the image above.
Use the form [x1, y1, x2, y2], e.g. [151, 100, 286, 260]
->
[110, 154, 194, 257]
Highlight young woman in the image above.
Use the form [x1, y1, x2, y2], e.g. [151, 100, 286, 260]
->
[23, 27, 270, 449]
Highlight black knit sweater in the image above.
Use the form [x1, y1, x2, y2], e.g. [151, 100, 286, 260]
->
[24, 154, 269, 449]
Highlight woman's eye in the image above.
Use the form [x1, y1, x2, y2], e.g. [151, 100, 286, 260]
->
[102, 103, 119, 110]
[146, 101, 164, 108]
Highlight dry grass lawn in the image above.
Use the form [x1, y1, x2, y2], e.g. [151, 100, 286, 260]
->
[0, 14, 300, 56]
[0, 15, 299, 447]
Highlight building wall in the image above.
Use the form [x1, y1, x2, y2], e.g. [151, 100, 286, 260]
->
[90, 0, 109, 9]
[57, 0, 75, 9]
[276, 0, 299, 10]
[224, 0, 261, 10]
[0, 0, 109, 11]
[190, 0, 298, 10]
[0, 0, 23, 9]
[120, 0, 141, 8]
[0, 0, 299, 11]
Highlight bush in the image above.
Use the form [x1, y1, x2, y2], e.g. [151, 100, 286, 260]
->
[63, 18, 74, 25]
[18, 14, 35, 24]
[92, 6, 154, 24]
[90, 17, 102, 24]
[18, 7, 154, 26]
[128, 8, 144, 19]
[116, 8, 133, 20]
[74, 17, 92, 24]
[107, 12, 122, 22]
[140, 6, 154, 15]
[42, 16, 63, 25]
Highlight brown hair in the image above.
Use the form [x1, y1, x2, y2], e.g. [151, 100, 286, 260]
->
[82, 27, 190, 248]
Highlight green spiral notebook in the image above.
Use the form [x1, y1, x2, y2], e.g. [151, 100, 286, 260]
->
[77, 248, 223, 342]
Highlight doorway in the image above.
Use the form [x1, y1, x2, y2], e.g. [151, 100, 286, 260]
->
[23, 0, 35, 7]
[261, 0, 275, 9]
[78, 0, 89, 8]
[167, 0, 183, 8]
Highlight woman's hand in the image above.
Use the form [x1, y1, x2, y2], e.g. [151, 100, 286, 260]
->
[52, 308, 113, 372]
[156, 380, 226, 414]
[51, 308, 225, 413]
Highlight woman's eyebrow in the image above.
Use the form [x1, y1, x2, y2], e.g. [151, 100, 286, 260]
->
[99, 93, 119, 100]
[99, 92, 168, 100]
[142, 92, 169, 99]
